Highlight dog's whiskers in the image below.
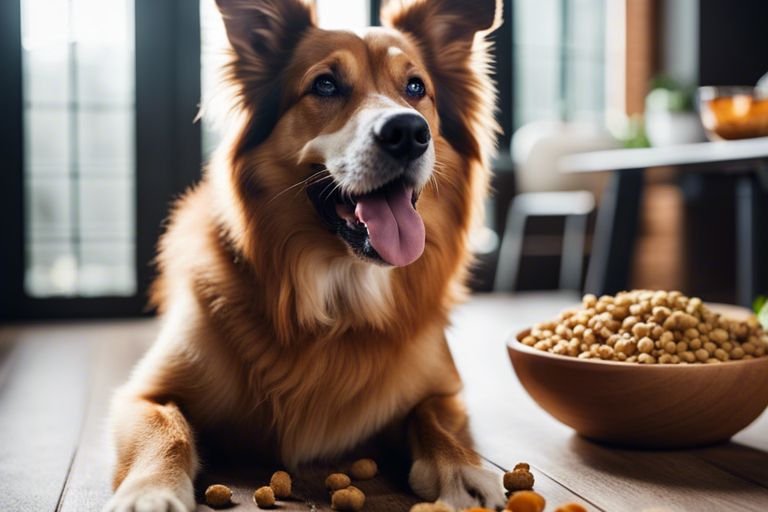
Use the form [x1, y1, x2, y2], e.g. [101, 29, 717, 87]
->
[264, 172, 332, 207]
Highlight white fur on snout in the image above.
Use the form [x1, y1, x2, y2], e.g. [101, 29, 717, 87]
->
[301, 95, 435, 195]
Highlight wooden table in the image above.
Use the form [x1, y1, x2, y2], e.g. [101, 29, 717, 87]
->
[559, 137, 768, 306]
[2, 293, 767, 511]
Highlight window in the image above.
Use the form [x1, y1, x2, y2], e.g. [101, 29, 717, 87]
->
[1, 0, 201, 319]
[513, 0, 606, 128]
[21, 0, 136, 297]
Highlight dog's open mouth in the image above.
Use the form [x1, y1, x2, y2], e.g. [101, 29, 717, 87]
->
[307, 176, 425, 267]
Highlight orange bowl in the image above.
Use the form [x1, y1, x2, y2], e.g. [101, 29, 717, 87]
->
[698, 86, 768, 140]
[508, 310, 768, 448]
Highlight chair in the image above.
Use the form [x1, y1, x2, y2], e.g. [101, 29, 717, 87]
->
[494, 121, 618, 292]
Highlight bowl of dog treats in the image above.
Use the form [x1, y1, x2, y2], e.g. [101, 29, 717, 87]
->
[508, 290, 768, 448]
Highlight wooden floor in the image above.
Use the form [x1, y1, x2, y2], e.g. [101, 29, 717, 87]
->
[1, 293, 767, 511]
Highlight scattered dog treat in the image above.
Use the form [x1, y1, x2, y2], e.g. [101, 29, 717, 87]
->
[409, 501, 455, 512]
[521, 290, 768, 364]
[204, 484, 232, 508]
[503, 467, 535, 492]
[269, 470, 292, 499]
[513, 462, 530, 471]
[331, 485, 366, 511]
[505, 490, 546, 512]
[349, 458, 378, 480]
[326, 472, 352, 491]
[553, 503, 588, 512]
[253, 486, 276, 508]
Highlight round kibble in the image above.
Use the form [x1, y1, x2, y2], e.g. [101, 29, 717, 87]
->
[506, 490, 546, 512]
[253, 486, 275, 508]
[349, 458, 378, 480]
[503, 469, 534, 491]
[270, 470, 291, 499]
[326, 473, 352, 491]
[637, 337, 654, 353]
[522, 290, 768, 365]
[409, 501, 455, 512]
[204, 484, 232, 508]
[331, 486, 365, 511]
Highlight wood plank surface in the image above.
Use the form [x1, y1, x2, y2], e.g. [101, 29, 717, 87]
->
[0, 325, 91, 512]
[58, 321, 157, 512]
[2, 292, 768, 511]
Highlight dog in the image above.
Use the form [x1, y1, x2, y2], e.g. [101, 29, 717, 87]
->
[106, 0, 503, 510]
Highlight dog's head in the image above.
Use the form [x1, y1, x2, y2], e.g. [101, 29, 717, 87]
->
[213, 0, 501, 271]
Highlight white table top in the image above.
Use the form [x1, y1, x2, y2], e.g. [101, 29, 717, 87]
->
[560, 136, 768, 174]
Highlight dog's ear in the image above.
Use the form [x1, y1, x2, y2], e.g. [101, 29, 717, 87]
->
[216, 0, 316, 64]
[215, 0, 316, 148]
[381, 0, 502, 160]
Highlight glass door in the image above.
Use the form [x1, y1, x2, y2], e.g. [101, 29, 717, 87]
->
[22, 0, 136, 298]
[0, 0, 202, 319]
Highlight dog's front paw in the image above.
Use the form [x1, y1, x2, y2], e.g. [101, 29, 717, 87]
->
[409, 459, 506, 510]
[104, 477, 195, 512]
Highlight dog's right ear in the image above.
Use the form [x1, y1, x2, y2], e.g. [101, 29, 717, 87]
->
[215, 0, 316, 148]
[215, 0, 316, 77]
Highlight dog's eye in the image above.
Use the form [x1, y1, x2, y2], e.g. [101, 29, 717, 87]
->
[406, 77, 426, 98]
[312, 75, 339, 97]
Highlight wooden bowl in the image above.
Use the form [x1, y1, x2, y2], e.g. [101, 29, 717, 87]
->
[508, 328, 768, 448]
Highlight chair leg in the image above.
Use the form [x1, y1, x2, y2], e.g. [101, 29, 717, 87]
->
[559, 213, 588, 291]
[494, 208, 528, 292]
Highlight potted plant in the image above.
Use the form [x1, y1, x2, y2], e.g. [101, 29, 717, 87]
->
[644, 75, 706, 146]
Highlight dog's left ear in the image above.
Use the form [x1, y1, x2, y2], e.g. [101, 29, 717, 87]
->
[381, 0, 502, 160]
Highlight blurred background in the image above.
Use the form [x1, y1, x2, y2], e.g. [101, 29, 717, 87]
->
[1, 0, 767, 321]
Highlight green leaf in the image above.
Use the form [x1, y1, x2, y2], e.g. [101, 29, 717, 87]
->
[754, 295, 767, 315]
[759, 301, 768, 331]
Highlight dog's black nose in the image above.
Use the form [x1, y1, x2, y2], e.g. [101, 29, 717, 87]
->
[375, 113, 431, 162]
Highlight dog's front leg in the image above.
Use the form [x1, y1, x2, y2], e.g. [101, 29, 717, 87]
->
[407, 394, 506, 509]
[104, 390, 199, 512]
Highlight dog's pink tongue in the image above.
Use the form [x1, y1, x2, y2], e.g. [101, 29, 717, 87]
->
[355, 183, 425, 267]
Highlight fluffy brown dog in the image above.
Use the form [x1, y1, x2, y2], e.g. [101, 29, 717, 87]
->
[106, 0, 503, 510]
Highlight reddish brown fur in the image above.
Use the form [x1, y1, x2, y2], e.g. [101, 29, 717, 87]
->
[108, 1, 504, 510]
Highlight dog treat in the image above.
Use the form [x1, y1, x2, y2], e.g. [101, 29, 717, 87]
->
[204, 484, 232, 508]
[521, 290, 768, 364]
[326, 472, 352, 491]
[331, 485, 366, 511]
[505, 491, 546, 512]
[269, 470, 292, 498]
[513, 462, 530, 472]
[503, 468, 534, 491]
[349, 458, 378, 480]
[253, 486, 276, 508]
[409, 501, 455, 512]
[553, 503, 588, 512]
